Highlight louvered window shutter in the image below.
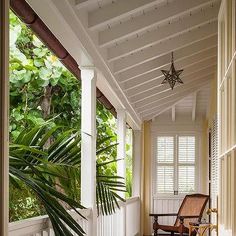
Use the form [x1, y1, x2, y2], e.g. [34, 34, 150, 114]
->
[156, 136, 174, 194]
[211, 118, 218, 207]
[178, 136, 196, 193]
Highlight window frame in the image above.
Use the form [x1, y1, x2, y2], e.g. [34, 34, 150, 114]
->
[152, 132, 200, 198]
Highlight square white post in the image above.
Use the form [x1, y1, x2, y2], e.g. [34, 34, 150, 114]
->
[80, 67, 97, 236]
[0, 0, 9, 235]
[132, 130, 142, 197]
[132, 130, 141, 235]
[117, 109, 126, 235]
[117, 109, 127, 196]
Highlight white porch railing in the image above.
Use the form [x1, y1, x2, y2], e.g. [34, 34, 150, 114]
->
[9, 208, 91, 236]
[9, 197, 140, 236]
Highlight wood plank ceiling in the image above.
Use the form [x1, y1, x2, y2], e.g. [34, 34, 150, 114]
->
[72, 0, 219, 120]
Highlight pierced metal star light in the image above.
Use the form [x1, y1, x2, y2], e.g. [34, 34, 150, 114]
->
[161, 52, 184, 90]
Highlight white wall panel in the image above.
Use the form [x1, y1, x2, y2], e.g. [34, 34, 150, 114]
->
[218, 1, 236, 235]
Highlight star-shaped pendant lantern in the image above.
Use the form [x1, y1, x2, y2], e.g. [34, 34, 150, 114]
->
[161, 52, 184, 90]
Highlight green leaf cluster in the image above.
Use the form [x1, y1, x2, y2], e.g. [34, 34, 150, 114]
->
[10, 124, 126, 235]
[9, 11, 82, 140]
[9, 10, 131, 234]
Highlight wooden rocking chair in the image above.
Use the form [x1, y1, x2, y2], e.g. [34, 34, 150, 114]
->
[150, 194, 209, 236]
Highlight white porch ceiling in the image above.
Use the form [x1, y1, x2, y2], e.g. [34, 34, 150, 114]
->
[155, 84, 211, 122]
[28, 0, 219, 123]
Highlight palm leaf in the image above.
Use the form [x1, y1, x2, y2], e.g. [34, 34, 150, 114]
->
[10, 166, 85, 236]
[9, 125, 85, 234]
[10, 123, 127, 236]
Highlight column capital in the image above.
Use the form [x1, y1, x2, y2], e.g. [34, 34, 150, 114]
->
[79, 65, 98, 76]
[80, 66, 97, 82]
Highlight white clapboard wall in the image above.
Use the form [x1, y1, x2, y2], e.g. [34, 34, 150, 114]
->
[152, 197, 184, 227]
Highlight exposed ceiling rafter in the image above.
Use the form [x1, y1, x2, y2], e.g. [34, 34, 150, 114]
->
[172, 106, 176, 122]
[123, 55, 217, 93]
[135, 75, 213, 111]
[112, 22, 217, 72]
[192, 92, 198, 121]
[88, 0, 160, 30]
[107, 5, 219, 61]
[140, 96, 184, 117]
[75, 0, 97, 9]
[141, 97, 180, 116]
[116, 35, 217, 77]
[127, 65, 216, 100]
[129, 70, 215, 103]
[141, 80, 211, 120]
[98, 0, 219, 47]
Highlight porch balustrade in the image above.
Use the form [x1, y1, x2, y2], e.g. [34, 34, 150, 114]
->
[9, 197, 140, 236]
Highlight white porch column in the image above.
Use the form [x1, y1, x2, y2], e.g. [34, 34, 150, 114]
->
[80, 67, 97, 236]
[117, 109, 127, 196]
[132, 130, 141, 235]
[0, 0, 9, 235]
[117, 109, 126, 235]
[132, 130, 142, 197]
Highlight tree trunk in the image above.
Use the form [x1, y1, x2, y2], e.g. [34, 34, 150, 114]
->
[40, 85, 69, 208]
[41, 85, 52, 119]
[41, 85, 53, 148]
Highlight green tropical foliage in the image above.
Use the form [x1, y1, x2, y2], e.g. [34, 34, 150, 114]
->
[9, 11, 82, 140]
[9, 9, 132, 234]
[10, 10, 85, 220]
[9, 124, 85, 235]
[10, 123, 126, 234]
[125, 129, 133, 198]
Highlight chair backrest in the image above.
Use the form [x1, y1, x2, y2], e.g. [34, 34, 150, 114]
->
[174, 194, 209, 227]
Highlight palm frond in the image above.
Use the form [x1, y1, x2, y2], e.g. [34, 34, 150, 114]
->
[10, 166, 85, 236]
[10, 122, 127, 236]
[9, 124, 85, 234]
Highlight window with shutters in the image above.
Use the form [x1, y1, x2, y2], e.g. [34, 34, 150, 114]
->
[155, 135, 197, 196]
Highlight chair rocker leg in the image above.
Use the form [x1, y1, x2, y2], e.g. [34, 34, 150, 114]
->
[153, 216, 158, 236]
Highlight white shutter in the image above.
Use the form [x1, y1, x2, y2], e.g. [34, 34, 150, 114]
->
[211, 118, 218, 204]
[178, 136, 195, 163]
[178, 136, 196, 193]
[178, 166, 195, 193]
[156, 136, 174, 194]
[211, 117, 218, 229]
[157, 137, 174, 163]
[157, 166, 174, 193]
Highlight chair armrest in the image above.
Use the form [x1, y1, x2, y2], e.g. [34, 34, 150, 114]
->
[150, 213, 178, 217]
[178, 215, 200, 225]
[178, 215, 200, 220]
